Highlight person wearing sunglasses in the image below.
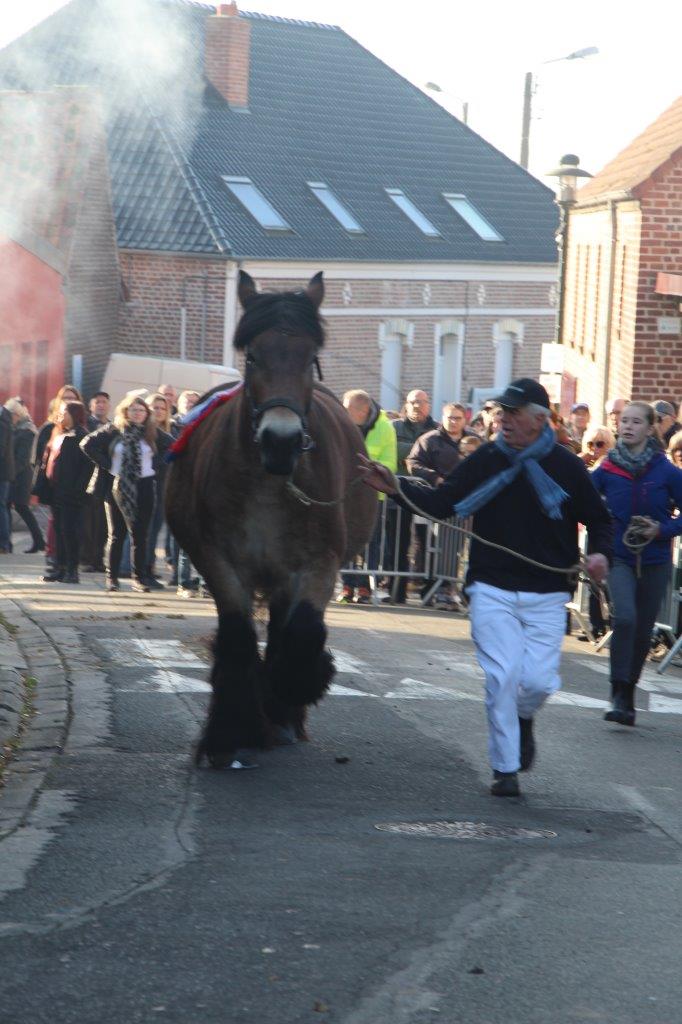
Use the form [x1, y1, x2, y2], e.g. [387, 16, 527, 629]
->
[579, 426, 615, 469]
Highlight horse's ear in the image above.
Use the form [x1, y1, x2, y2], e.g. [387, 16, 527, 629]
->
[305, 272, 324, 310]
[238, 270, 258, 308]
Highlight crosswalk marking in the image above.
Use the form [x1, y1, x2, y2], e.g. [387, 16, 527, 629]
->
[98, 638, 682, 714]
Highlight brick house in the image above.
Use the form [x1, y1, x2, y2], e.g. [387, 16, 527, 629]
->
[1, 0, 558, 411]
[559, 95, 682, 417]
[0, 86, 119, 420]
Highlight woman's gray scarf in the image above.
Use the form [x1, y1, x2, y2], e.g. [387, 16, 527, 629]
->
[113, 424, 144, 526]
[608, 436, 659, 477]
[454, 422, 568, 520]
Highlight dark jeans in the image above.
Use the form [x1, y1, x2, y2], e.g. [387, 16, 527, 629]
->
[53, 503, 83, 571]
[105, 477, 155, 583]
[12, 503, 44, 549]
[146, 491, 165, 576]
[341, 505, 382, 592]
[609, 559, 671, 685]
[386, 501, 411, 602]
[0, 481, 10, 549]
[81, 496, 107, 569]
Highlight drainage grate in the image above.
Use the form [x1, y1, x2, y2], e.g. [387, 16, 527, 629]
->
[375, 820, 557, 840]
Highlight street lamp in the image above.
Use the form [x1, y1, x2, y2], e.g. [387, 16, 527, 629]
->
[425, 81, 469, 125]
[546, 154, 593, 345]
[519, 47, 598, 169]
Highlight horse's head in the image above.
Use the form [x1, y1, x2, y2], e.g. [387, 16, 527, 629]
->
[236, 270, 325, 476]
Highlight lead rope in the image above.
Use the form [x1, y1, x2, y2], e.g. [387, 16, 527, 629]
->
[622, 517, 656, 579]
[286, 472, 595, 590]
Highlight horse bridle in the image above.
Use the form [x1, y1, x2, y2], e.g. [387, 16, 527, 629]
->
[244, 341, 323, 453]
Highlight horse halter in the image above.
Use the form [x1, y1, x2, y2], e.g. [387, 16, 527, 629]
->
[244, 340, 323, 453]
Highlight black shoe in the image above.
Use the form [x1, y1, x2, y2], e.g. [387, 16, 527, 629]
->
[63, 570, 80, 584]
[41, 568, 65, 583]
[604, 683, 636, 726]
[491, 770, 520, 797]
[145, 576, 165, 590]
[82, 564, 102, 573]
[131, 579, 150, 593]
[519, 716, 535, 771]
[106, 579, 120, 592]
[24, 542, 46, 554]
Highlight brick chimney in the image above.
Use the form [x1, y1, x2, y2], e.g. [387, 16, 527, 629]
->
[205, 3, 251, 111]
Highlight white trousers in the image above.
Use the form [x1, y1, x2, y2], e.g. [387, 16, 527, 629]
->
[468, 582, 569, 773]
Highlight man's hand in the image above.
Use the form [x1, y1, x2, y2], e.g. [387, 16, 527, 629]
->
[585, 553, 609, 583]
[357, 453, 398, 495]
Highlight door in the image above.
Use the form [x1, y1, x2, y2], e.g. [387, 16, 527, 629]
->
[494, 333, 514, 390]
[380, 335, 402, 412]
[434, 333, 462, 411]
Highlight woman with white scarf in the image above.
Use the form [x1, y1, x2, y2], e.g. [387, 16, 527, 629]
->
[81, 395, 170, 593]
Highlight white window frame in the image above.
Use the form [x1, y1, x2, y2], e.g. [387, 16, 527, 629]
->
[221, 176, 291, 231]
[442, 193, 504, 242]
[307, 181, 365, 234]
[385, 188, 441, 237]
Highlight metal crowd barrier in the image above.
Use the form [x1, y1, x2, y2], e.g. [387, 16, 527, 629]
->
[341, 500, 470, 606]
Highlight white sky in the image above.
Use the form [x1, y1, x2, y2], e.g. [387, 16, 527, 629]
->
[2, 0, 681, 186]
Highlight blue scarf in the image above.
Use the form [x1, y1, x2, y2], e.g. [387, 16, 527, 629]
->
[454, 422, 568, 520]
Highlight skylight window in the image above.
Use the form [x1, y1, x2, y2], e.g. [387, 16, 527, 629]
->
[307, 182, 364, 233]
[443, 193, 504, 241]
[385, 188, 440, 237]
[221, 176, 291, 231]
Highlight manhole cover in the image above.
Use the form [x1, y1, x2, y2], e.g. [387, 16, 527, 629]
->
[375, 821, 557, 840]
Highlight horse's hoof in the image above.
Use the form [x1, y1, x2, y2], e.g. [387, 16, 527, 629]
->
[273, 724, 297, 746]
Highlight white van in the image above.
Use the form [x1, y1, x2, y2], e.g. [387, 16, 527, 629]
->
[100, 354, 241, 409]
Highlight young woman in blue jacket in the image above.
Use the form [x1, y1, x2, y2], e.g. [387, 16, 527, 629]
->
[592, 401, 682, 725]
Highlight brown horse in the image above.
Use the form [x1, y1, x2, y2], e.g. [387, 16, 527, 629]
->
[165, 271, 377, 767]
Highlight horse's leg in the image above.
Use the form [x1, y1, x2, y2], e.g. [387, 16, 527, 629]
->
[262, 592, 310, 743]
[196, 558, 270, 768]
[266, 569, 336, 712]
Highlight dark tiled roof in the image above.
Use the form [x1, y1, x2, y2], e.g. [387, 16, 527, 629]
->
[577, 94, 682, 204]
[0, 0, 557, 262]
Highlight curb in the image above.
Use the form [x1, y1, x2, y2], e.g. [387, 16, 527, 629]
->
[0, 589, 70, 836]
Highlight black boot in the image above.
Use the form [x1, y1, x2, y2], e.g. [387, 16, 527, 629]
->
[519, 716, 535, 771]
[63, 568, 80, 584]
[491, 770, 520, 797]
[41, 566, 65, 583]
[25, 540, 46, 554]
[604, 682, 636, 726]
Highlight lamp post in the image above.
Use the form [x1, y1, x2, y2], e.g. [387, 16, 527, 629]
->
[519, 47, 598, 170]
[546, 154, 593, 346]
[425, 81, 469, 124]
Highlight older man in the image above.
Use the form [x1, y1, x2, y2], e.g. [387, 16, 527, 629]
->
[361, 378, 612, 797]
[605, 397, 627, 438]
[653, 400, 680, 447]
[159, 384, 178, 416]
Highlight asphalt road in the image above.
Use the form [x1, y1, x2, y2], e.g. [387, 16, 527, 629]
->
[1, 556, 682, 1024]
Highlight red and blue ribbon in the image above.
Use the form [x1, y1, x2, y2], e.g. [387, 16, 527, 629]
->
[166, 381, 243, 462]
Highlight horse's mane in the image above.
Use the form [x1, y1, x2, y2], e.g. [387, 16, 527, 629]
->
[233, 291, 325, 350]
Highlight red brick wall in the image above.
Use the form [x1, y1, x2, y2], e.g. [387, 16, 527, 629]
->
[631, 158, 682, 403]
[118, 252, 228, 365]
[116, 257, 555, 408]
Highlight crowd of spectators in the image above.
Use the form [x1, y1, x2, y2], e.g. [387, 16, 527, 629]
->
[2, 380, 682, 632]
[336, 385, 682, 616]
[0, 384, 205, 599]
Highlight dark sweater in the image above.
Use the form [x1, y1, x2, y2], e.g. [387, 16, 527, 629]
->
[397, 441, 613, 593]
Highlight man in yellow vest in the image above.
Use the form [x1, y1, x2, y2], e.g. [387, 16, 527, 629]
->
[338, 390, 398, 604]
